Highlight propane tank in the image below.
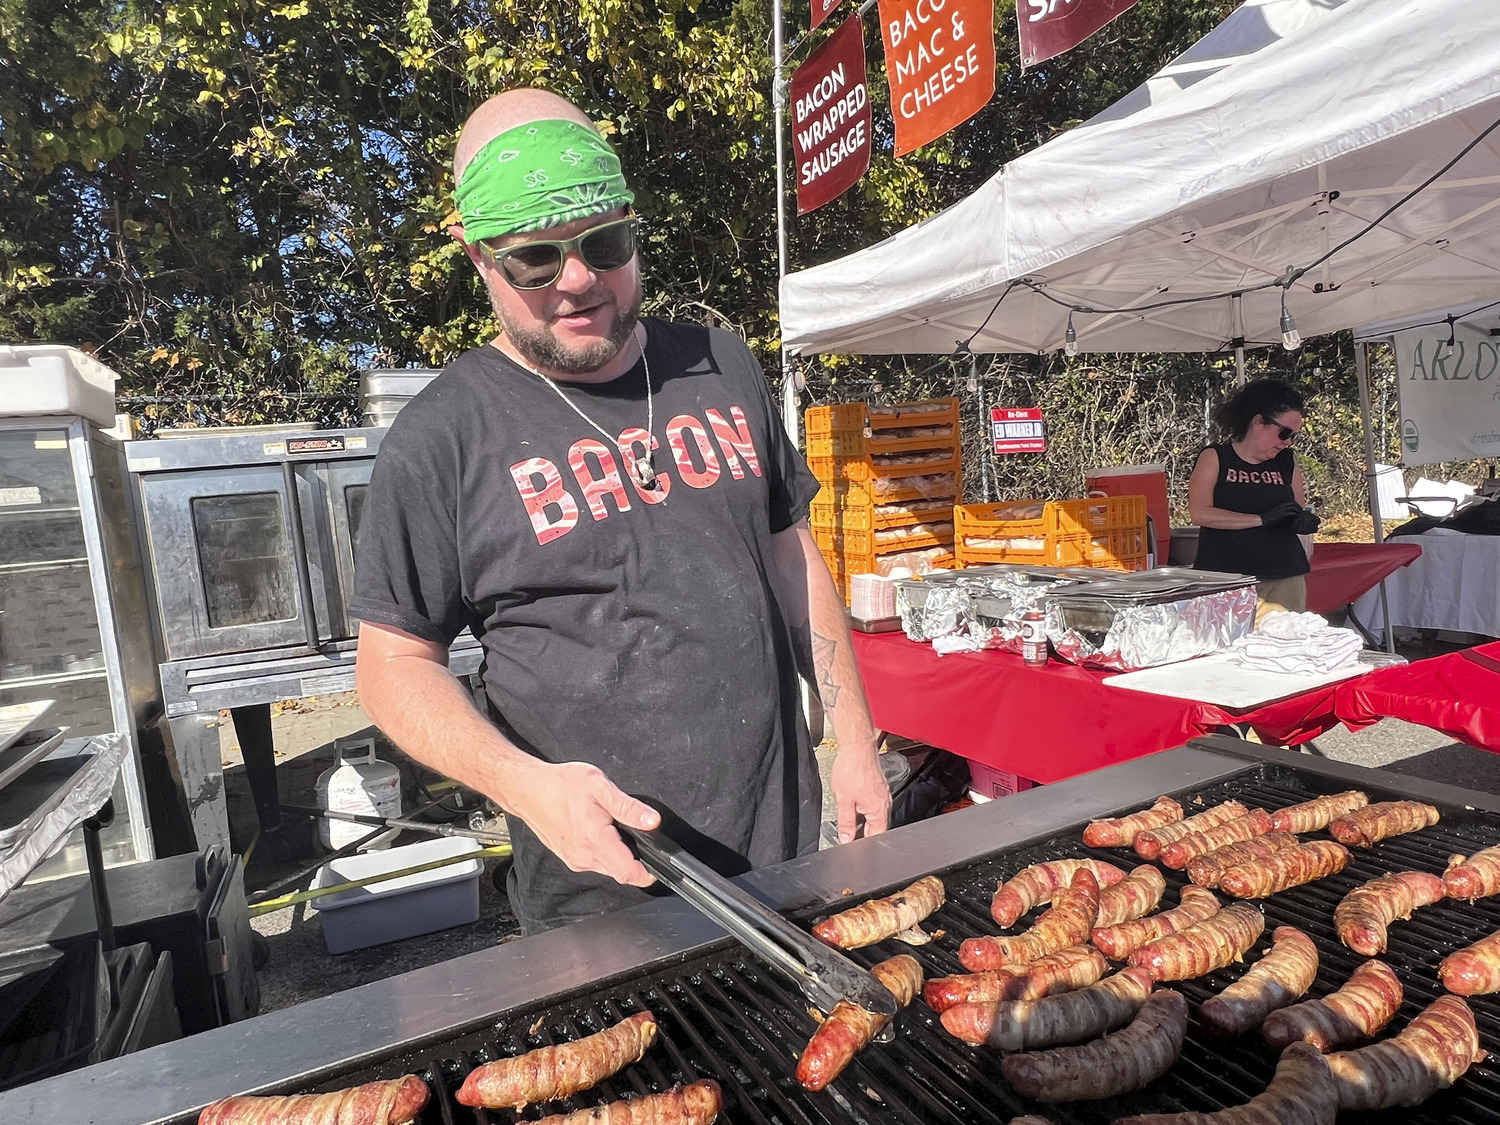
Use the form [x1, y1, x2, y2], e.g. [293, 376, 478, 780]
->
[315, 738, 402, 851]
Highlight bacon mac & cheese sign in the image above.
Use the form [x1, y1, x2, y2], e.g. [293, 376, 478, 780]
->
[878, 0, 995, 156]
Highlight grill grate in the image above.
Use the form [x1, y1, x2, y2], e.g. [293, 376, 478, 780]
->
[322, 761, 1500, 1124]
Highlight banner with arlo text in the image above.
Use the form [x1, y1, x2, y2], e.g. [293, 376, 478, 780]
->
[1392, 319, 1500, 466]
[878, 0, 995, 157]
[1017, 0, 1142, 69]
[791, 17, 873, 215]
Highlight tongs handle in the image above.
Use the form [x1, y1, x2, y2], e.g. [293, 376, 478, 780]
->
[622, 827, 898, 1021]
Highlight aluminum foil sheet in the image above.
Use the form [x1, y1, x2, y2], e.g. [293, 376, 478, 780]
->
[897, 567, 1087, 649]
[1046, 586, 1257, 671]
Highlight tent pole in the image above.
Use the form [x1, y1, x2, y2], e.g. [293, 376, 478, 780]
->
[974, 354, 991, 502]
[1354, 340, 1396, 653]
[772, 0, 798, 444]
[1233, 294, 1247, 385]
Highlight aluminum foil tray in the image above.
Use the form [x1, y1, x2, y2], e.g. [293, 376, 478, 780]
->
[1047, 585, 1258, 671]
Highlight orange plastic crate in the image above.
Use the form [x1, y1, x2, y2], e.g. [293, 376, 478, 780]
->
[805, 402, 868, 438]
[866, 397, 960, 431]
[954, 496, 1147, 571]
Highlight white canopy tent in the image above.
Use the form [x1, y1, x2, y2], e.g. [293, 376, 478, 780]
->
[779, 0, 1500, 360]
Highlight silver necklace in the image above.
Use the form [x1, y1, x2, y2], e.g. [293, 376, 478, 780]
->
[522, 334, 657, 489]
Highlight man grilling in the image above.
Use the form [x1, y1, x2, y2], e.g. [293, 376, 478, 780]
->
[351, 88, 889, 935]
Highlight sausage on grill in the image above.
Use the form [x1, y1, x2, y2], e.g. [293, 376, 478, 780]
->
[1217, 841, 1350, 899]
[1334, 871, 1445, 956]
[998, 989, 1188, 1102]
[1083, 796, 1184, 848]
[1199, 926, 1319, 1037]
[1270, 790, 1369, 834]
[940, 966, 1154, 1051]
[990, 859, 1126, 928]
[1096, 865, 1167, 928]
[924, 946, 1109, 1012]
[795, 955, 923, 1091]
[1438, 928, 1500, 995]
[1158, 809, 1273, 871]
[1325, 995, 1485, 1111]
[1186, 832, 1300, 889]
[1113, 1042, 1338, 1125]
[456, 1012, 657, 1108]
[1134, 801, 1250, 861]
[1092, 885, 1221, 961]
[811, 875, 946, 949]
[1261, 959, 1403, 1052]
[1443, 844, 1500, 901]
[963, 870, 1100, 972]
[1328, 801, 1440, 848]
[199, 1077, 430, 1125]
[1128, 902, 1265, 982]
[532, 1080, 723, 1125]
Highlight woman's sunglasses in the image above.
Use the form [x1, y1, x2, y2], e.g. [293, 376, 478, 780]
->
[478, 215, 640, 291]
[1261, 415, 1300, 442]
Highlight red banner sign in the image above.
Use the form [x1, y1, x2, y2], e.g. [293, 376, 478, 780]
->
[879, 0, 995, 157]
[1017, 0, 1142, 68]
[791, 17, 872, 215]
[810, 0, 842, 30]
[992, 407, 1046, 454]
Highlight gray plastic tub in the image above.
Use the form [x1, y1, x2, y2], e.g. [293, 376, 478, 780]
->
[310, 837, 483, 954]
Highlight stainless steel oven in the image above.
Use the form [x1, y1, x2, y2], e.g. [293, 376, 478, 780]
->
[125, 426, 383, 662]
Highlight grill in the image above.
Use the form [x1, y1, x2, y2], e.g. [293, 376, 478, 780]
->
[325, 756, 1500, 1125]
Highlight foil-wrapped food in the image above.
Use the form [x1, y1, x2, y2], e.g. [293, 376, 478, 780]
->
[895, 566, 1096, 650]
[1046, 577, 1257, 671]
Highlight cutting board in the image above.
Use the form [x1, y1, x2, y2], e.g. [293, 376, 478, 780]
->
[1103, 651, 1370, 710]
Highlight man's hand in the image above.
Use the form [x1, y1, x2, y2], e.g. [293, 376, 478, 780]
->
[508, 760, 662, 887]
[831, 741, 892, 844]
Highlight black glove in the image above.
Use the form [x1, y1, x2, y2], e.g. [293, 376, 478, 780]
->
[1290, 507, 1321, 535]
[1259, 500, 1304, 527]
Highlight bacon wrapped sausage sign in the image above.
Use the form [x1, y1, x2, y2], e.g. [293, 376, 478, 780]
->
[1328, 800, 1440, 848]
[1083, 796, 1184, 848]
[1134, 801, 1249, 862]
[1325, 995, 1485, 1111]
[531, 1080, 723, 1125]
[1198, 926, 1319, 1037]
[457, 1011, 658, 1109]
[1128, 903, 1265, 982]
[940, 966, 1154, 1051]
[1092, 885, 1222, 962]
[199, 1077, 430, 1125]
[990, 859, 1125, 928]
[1261, 958, 1403, 1052]
[924, 946, 1110, 1012]
[1444, 843, 1500, 901]
[1334, 871, 1445, 956]
[963, 870, 1100, 971]
[811, 875, 945, 949]
[1114, 1041, 1339, 1125]
[795, 955, 922, 1092]
[1270, 790, 1369, 834]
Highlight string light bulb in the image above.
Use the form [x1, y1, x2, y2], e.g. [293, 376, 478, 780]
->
[1279, 289, 1302, 351]
[1063, 311, 1079, 357]
[1437, 317, 1456, 360]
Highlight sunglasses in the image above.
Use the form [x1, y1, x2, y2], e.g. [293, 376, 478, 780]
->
[478, 215, 640, 290]
[1261, 415, 1300, 443]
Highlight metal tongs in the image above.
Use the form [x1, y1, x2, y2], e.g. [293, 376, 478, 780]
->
[624, 827, 899, 1038]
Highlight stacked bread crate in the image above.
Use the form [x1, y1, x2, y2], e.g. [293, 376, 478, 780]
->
[805, 398, 961, 601]
[954, 495, 1149, 571]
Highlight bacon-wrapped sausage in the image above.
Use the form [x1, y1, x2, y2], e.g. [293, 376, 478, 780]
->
[924, 946, 1109, 1012]
[1186, 832, 1300, 889]
[1270, 790, 1369, 834]
[1114, 1042, 1338, 1125]
[1328, 801, 1440, 848]
[1325, 995, 1484, 1111]
[1096, 865, 1167, 927]
[200, 1078, 430, 1125]
[1261, 959, 1403, 1052]
[940, 966, 1153, 1050]
[1158, 810, 1273, 871]
[1083, 796, 1184, 848]
[1128, 902, 1264, 982]
[1217, 841, 1350, 899]
[1334, 871, 1445, 956]
[1092, 885, 1221, 961]
[963, 870, 1100, 972]
[990, 859, 1125, 928]
[999, 990, 1188, 1102]
[1443, 844, 1500, 901]
[532, 1080, 723, 1125]
[1134, 801, 1249, 861]
[1438, 928, 1500, 995]
[796, 955, 921, 1091]
[457, 1012, 657, 1108]
[1199, 926, 1319, 1036]
[811, 875, 945, 949]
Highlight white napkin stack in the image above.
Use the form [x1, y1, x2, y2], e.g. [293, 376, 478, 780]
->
[1234, 610, 1363, 675]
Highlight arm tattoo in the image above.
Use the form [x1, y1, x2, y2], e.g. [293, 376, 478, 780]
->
[812, 631, 842, 710]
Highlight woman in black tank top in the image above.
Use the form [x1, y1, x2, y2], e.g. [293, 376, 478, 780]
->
[1188, 379, 1318, 619]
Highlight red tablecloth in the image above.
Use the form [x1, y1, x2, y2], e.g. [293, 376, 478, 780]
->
[1305, 541, 1423, 614]
[1334, 641, 1500, 751]
[852, 631, 1342, 783]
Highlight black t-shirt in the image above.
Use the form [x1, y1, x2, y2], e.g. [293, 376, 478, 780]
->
[350, 319, 823, 934]
[1193, 443, 1309, 580]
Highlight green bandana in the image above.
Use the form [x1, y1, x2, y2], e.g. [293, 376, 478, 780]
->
[454, 119, 635, 241]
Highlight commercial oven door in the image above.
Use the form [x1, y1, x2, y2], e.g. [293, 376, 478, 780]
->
[320, 459, 372, 639]
[138, 467, 312, 661]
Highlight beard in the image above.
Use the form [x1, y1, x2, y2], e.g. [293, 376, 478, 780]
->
[490, 277, 643, 377]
